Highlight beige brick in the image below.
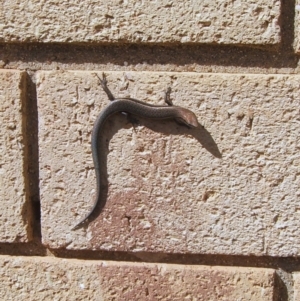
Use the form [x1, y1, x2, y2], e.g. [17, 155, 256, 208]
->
[0, 70, 32, 242]
[296, 1, 300, 53]
[0, 255, 275, 301]
[38, 71, 300, 255]
[1, 0, 280, 46]
[294, 273, 300, 301]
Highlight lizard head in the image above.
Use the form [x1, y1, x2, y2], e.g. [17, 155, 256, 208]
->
[175, 108, 199, 128]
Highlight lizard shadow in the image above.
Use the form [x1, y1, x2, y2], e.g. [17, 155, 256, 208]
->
[80, 112, 221, 228]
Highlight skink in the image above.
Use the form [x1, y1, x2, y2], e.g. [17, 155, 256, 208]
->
[72, 76, 198, 229]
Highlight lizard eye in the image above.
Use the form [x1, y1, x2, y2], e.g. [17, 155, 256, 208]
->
[175, 117, 191, 127]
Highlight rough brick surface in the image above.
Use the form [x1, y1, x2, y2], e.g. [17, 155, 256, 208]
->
[1, 0, 281, 46]
[0, 70, 32, 242]
[294, 273, 300, 301]
[296, 0, 300, 53]
[0, 255, 275, 301]
[37, 71, 300, 256]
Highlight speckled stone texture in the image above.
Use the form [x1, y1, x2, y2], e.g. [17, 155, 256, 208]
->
[0, 0, 280, 46]
[0, 70, 32, 242]
[37, 71, 300, 256]
[294, 273, 300, 301]
[296, 0, 300, 53]
[0, 256, 275, 301]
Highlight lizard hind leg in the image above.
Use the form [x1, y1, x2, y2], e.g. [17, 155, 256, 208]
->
[94, 72, 115, 101]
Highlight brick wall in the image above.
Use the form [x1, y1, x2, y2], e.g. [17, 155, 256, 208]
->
[0, 1, 300, 300]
